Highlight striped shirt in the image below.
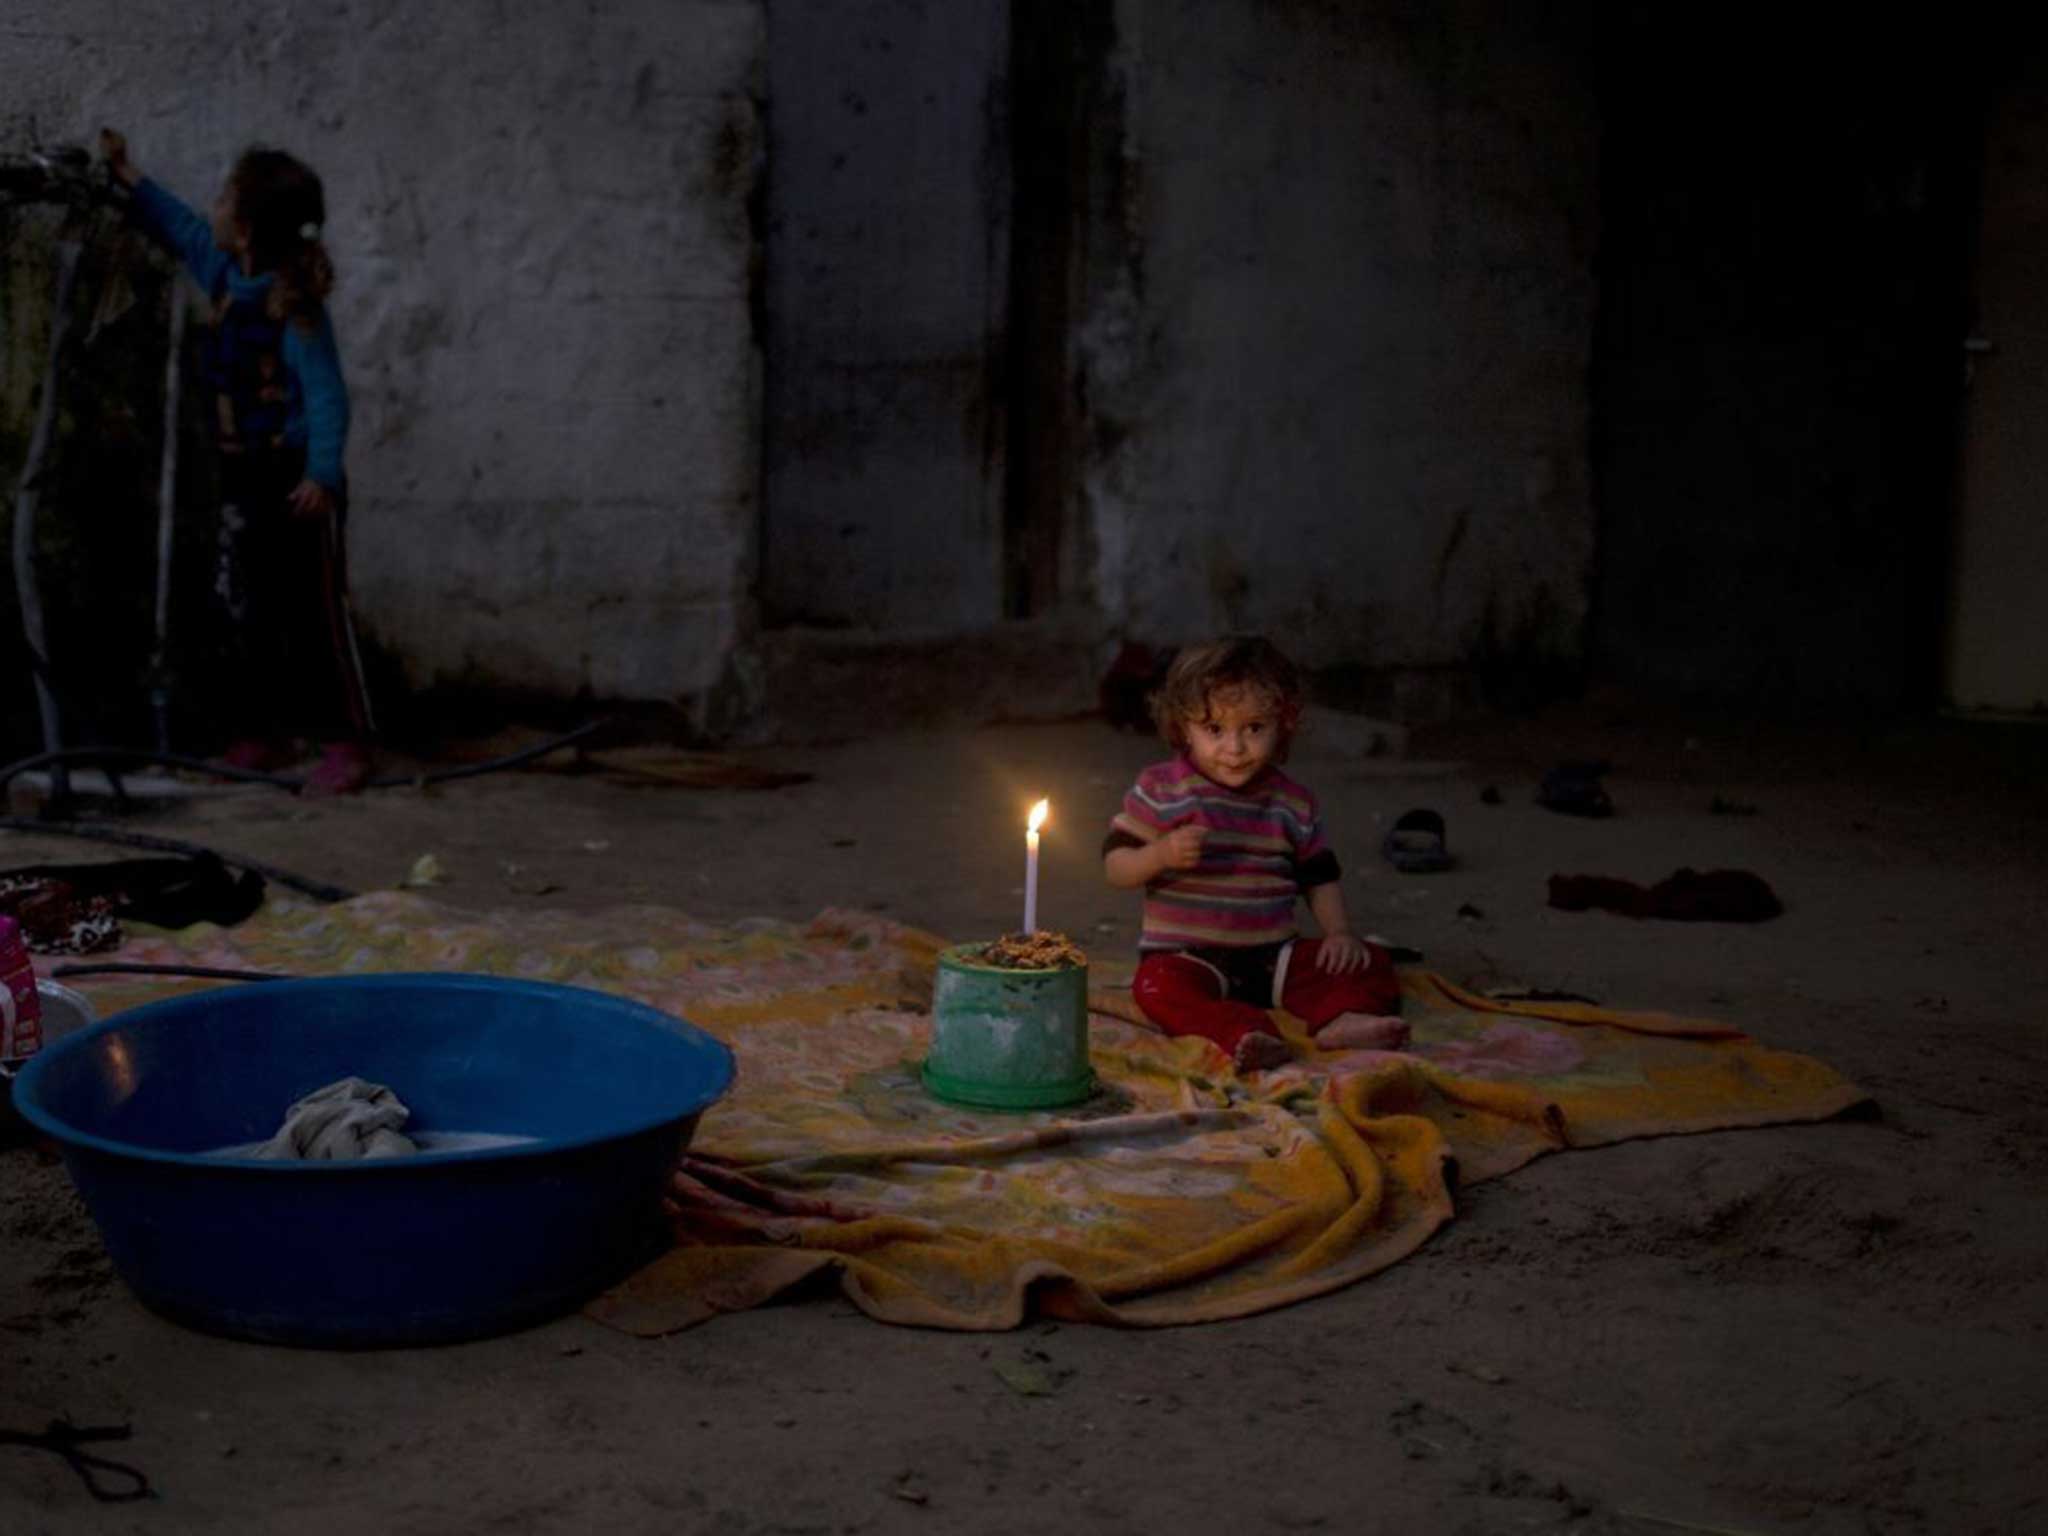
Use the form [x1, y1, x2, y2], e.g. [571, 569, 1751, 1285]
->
[1106, 757, 1341, 951]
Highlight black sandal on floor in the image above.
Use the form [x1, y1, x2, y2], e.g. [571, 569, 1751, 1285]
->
[1381, 807, 1453, 873]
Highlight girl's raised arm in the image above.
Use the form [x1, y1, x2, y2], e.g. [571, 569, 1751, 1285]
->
[102, 130, 235, 298]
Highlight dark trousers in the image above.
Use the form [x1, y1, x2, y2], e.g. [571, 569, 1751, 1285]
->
[214, 448, 372, 745]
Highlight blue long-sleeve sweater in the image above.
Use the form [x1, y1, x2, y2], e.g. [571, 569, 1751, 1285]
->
[130, 176, 350, 490]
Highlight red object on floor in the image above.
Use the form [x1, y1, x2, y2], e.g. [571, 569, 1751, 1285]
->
[219, 738, 290, 772]
[1548, 868, 1782, 922]
[0, 914, 43, 1062]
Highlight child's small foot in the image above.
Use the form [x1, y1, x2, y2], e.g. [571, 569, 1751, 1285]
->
[1232, 1030, 1294, 1073]
[1314, 1013, 1410, 1051]
[302, 741, 371, 797]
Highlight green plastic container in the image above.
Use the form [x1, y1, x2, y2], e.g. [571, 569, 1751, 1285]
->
[921, 944, 1095, 1110]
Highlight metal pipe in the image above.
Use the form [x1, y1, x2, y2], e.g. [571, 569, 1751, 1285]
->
[11, 235, 83, 806]
[150, 290, 188, 754]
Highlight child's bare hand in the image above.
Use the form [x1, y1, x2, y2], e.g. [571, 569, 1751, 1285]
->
[1158, 824, 1206, 871]
[98, 128, 139, 187]
[1316, 931, 1367, 973]
[287, 479, 335, 520]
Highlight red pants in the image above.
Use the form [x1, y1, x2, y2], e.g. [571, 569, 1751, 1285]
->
[1131, 938, 1400, 1054]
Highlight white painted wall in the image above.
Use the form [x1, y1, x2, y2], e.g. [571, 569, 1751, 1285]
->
[5, 0, 763, 702]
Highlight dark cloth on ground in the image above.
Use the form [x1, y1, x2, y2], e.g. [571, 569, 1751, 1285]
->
[1548, 868, 1783, 922]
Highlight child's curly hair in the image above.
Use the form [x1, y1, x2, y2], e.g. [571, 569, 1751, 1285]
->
[1150, 635, 1305, 758]
[228, 147, 334, 329]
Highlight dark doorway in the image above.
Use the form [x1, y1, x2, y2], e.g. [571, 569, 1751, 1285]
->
[1003, 0, 1114, 620]
[1588, 17, 1978, 710]
[760, 0, 1011, 633]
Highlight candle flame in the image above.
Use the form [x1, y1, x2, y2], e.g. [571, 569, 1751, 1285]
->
[1027, 799, 1049, 833]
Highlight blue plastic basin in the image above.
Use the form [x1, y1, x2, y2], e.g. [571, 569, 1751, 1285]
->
[12, 973, 734, 1347]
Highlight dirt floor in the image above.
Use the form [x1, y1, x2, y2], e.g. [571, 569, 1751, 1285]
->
[3, 693, 2045, 1535]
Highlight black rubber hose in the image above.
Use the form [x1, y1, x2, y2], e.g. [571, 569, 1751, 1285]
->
[0, 748, 301, 790]
[0, 818, 354, 903]
[0, 719, 608, 795]
[51, 961, 290, 983]
[362, 718, 607, 787]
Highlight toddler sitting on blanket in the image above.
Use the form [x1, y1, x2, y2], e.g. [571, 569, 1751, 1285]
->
[1102, 635, 1410, 1072]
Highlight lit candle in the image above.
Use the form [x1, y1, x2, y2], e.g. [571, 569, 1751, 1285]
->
[1023, 799, 1049, 935]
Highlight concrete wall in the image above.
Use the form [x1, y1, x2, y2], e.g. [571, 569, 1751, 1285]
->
[7, 0, 1611, 737]
[761, 0, 1008, 633]
[3, 0, 763, 708]
[1085, 0, 1601, 702]
[751, 0, 1603, 725]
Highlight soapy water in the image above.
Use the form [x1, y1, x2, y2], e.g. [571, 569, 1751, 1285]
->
[203, 1130, 542, 1160]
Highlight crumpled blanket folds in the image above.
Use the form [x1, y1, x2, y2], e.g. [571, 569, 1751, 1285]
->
[66, 893, 1870, 1331]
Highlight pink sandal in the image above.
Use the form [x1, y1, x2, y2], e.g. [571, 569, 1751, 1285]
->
[219, 738, 290, 773]
[303, 742, 371, 797]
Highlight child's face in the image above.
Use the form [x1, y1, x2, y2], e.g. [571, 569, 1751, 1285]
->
[1184, 684, 1282, 790]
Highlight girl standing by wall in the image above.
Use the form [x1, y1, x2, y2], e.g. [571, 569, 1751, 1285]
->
[101, 128, 373, 794]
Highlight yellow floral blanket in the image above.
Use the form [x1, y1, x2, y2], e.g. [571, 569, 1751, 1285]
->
[53, 893, 1869, 1332]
